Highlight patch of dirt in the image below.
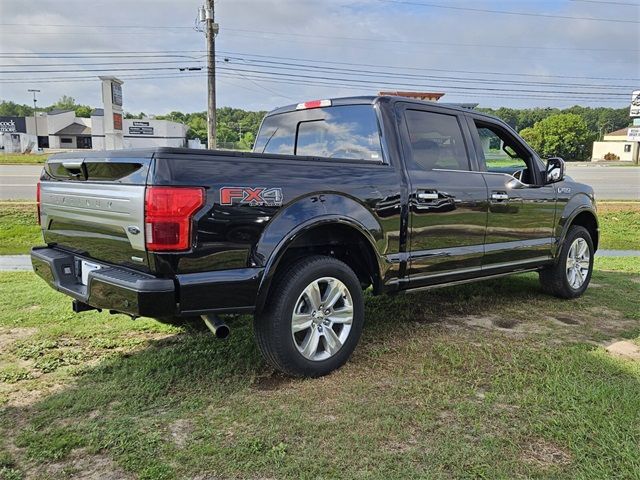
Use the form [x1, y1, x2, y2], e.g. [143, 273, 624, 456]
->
[606, 340, 640, 361]
[458, 315, 522, 333]
[252, 373, 292, 391]
[168, 418, 193, 448]
[0, 327, 37, 351]
[39, 449, 132, 480]
[552, 316, 581, 326]
[521, 439, 572, 468]
[492, 318, 519, 329]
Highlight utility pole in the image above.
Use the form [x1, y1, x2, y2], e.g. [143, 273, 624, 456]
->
[28, 89, 40, 149]
[201, 0, 218, 149]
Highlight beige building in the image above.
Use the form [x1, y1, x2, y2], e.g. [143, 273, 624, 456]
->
[591, 128, 639, 163]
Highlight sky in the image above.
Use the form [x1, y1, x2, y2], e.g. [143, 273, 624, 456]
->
[0, 0, 638, 114]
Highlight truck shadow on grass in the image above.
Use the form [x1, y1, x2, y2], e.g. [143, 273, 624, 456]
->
[1, 268, 639, 479]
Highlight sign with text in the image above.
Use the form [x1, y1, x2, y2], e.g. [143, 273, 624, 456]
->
[129, 126, 154, 135]
[111, 83, 123, 106]
[0, 116, 26, 133]
[627, 127, 640, 141]
[631, 90, 640, 117]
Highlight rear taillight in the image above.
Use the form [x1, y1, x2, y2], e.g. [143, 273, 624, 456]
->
[144, 187, 205, 252]
[36, 181, 41, 225]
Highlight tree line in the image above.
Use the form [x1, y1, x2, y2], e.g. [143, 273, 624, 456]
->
[1, 97, 630, 159]
[477, 105, 630, 160]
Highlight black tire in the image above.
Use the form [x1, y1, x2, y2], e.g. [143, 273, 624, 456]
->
[254, 255, 364, 377]
[539, 225, 594, 299]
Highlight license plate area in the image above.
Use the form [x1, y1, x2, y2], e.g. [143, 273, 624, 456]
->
[80, 260, 101, 286]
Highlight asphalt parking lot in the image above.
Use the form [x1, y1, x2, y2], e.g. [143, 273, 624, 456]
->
[1, 163, 638, 201]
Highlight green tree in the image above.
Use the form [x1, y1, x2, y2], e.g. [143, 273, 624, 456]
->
[0, 101, 33, 117]
[47, 95, 93, 118]
[238, 131, 255, 150]
[520, 113, 590, 161]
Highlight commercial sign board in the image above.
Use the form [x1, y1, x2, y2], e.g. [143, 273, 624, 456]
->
[111, 83, 123, 106]
[113, 113, 123, 130]
[129, 126, 154, 135]
[627, 127, 640, 142]
[0, 116, 26, 133]
[129, 120, 154, 135]
[631, 90, 640, 117]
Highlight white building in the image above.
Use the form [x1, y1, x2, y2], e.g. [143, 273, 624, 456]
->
[591, 128, 640, 163]
[0, 110, 188, 152]
[90, 109, 188, 150]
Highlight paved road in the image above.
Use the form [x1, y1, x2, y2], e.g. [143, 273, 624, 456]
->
[0, 165, 41, 200]
[565, 164, 639, 201]
[0, 163, 638, 201]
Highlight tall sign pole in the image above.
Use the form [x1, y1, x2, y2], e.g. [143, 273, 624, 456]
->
[28, 89, 40, 146]
[204, 0, 218, 149]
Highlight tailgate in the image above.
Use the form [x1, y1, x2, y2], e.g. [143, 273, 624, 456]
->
[39, 152, 152, 269]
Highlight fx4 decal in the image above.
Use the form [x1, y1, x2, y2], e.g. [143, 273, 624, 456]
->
[557, 187, 572, 194]
[220, 187, 283, 207]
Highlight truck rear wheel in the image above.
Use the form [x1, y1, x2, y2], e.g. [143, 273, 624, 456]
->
[539, 225, 594, 299]
[254, 255, 364, 377]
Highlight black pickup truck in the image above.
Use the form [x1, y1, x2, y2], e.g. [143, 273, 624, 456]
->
[32, 95, 598, 377]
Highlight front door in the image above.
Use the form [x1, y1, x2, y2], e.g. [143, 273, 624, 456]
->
[467, 116, 557, 268]
[400, 106, 488, 286]
[77, 136, 92, 149]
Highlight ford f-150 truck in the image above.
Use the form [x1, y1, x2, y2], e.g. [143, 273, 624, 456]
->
[32, 95, 598, 377]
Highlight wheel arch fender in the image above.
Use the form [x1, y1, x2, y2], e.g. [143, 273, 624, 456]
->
[556, 194, 599, 253]
[253, 194, 385, 313]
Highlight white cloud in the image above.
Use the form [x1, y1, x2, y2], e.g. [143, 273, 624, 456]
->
[0, 0, 637, 112]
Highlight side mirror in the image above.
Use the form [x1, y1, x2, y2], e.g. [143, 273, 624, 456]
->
[545, 157, 565, 184]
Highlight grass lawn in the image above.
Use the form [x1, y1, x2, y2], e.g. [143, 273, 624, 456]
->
[0, 203, 42, 255]
[0, 257, 639, 479]
[598, 202, 640, 250]
[1, 202, 638, 256]
[0, 154, 49, 165]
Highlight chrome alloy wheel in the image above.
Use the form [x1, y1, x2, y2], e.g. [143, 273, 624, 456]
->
[566, 237, 590, 289]
[291, 277, 354, 361]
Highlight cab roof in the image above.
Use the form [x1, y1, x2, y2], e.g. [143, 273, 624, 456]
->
[265, 95, 497, 121]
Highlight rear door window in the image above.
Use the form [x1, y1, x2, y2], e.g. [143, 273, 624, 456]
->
[254, 105, 383, 161]
[404, 110, 470, 171]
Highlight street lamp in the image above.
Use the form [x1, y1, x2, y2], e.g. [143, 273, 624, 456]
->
[28, 89, 40, 150]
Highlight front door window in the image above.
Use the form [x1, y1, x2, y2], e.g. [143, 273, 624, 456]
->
[475, 123, 536, 185]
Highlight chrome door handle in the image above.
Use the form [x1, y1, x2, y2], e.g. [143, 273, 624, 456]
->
[491, 192, 509, 201]
[417, 191, 439, 201]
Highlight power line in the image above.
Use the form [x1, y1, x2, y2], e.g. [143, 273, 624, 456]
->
[215, 65, 630, 97]
[0, 60, 205, 67]
[377, 0, 640, 23]
[0, 48, 637, 82]
[1, 55, 632, 89]
[219, 27, 638, 53]
[569, 0, 640, 6]
[0, 23, 192, 29]
[0, 68, 626, 103]
[219, 56, 634, 90]
[0, 62, 629, 98]
[0, 60, 631, 95]
[218, 50, 640, 82]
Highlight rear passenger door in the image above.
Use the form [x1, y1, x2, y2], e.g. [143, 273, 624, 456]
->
[399, 105, 488, 286]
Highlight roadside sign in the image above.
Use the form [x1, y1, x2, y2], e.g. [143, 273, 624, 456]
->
[631, 90, 640, 117]
[627, 127, 640, 141]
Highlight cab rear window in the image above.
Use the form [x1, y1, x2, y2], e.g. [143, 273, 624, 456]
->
[254, 105, 383, 162]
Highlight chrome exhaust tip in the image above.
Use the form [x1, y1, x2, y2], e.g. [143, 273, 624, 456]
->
[201, 314, 230, 339]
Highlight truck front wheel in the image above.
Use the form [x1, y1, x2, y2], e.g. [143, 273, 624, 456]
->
[539, 225, 594, 299]
[254, 255, 364, 377]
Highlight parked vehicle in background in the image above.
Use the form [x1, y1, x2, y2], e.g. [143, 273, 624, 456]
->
[31, 96, 598, 377]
